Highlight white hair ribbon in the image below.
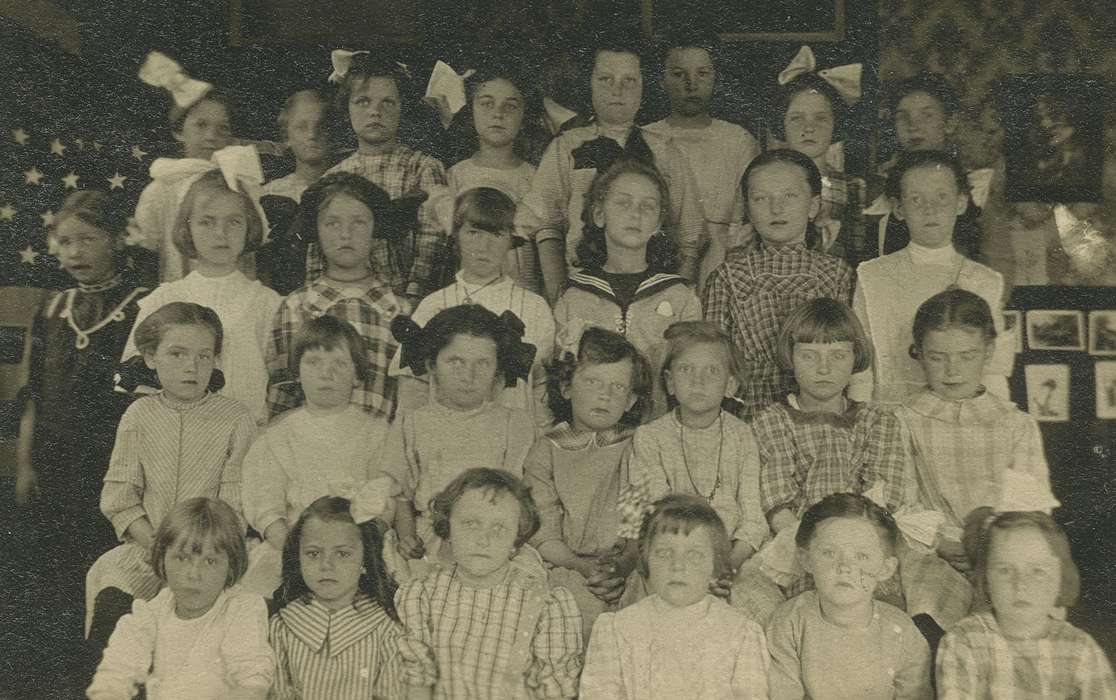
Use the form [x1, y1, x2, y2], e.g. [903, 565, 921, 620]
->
[138, 51, 213, 109]
[329, 49, 370, 83]
[424, 60, 476, 119]
[778, 45, 862, 105]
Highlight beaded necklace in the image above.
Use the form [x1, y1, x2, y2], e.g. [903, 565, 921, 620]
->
[677, 409, 724, 502]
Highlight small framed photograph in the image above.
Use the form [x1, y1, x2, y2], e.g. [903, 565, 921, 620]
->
[1088, 311, 1116, 356]
[1002, 310, 1023, 353]
[1025, 364, 1071, 422]
[1096, 362, 1116, 419]
[1026, 310, 1086, 351]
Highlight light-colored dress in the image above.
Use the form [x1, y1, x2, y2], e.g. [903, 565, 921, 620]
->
[580, 594, 769, 700]
[122, 270, 281, 423]
[87, 588, 273, 700]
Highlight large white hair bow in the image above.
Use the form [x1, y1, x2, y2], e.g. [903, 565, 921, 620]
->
[139, 51, 213, 109]
[149, 145, 270, 237]
[778, 45, 862, 105]
[329, 48, 412, 83]
[424, 60, 476, 120]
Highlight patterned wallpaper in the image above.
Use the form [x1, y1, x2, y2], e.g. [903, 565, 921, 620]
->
[878, 0, 1116, 286]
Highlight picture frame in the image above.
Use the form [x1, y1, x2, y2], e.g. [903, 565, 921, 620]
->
[999, 74, 1105, 203]
[1095, 362, 1116, 420]
[641, 0, 846, 42]
[1002, 310, 1023, 353]
[1026, 310, 1086, 351]
[1025, 364, 1071, 422]
[1087, 311, 1116, 356]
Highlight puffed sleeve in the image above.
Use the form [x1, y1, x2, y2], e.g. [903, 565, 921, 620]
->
[934, 627, 983, 700]
[628, 423, 669, 502]
[753, 406, 801, 519]
[408, 154, 450, 299]
[395, 578, 438, 689]
[242, 431, 288, 536]
[731, 619, 770, 700]
[119, 292, 157, 363]
[370, 618, 408, 700]
[677, 286, 702, 322]
[657, 139, 707, 283]
[577, 612, 623, 700]
[218, 409, 258, 528]
[846, 278, 875, 403]
[731, 422, 769, 552]
[132, 180, 167, 253]
[523, 439, 563, 548]
[860, 406, 909, 512]
[86, 595, 159, 700]
[1012, 414, 1053, 499]
[267, 615, 296, 700]
[265, 297, 302, 420]
[376, 412, 417, 503]
[517, 135, 572, 246]
[219, 593, 274, 692]
[702, 266, 735, 351]
[1076, 634, 1116, 699]
[100, 405, 149, 541]
[764, 602, 806, 700]
[527, 586, 583, 699]
[894, 620, 933, 699]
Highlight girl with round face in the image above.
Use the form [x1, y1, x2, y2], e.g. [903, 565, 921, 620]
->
[472, 78, 525, 157]
[185, 185, 250, 278]
[745, 160, 821, 248]
[894, 163, 969, 250]
[591, 171, 664, 273]
[50, 216, 119, 286]
[318, 192, 377, 283]
[780, 85, 838, 170]
[591, 50, 642, 127]
[144, 321, 218, 404]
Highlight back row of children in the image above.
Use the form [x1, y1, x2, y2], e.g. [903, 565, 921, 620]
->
[10, 32, 1114, 700]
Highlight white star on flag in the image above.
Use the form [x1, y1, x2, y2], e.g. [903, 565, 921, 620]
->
[93, 142, 104, 151]
[62, 172, 81, 189]
[19, 245, 38, 264]
[12, 128, 30, 145]
[131, 145, 149, 160]
[50, 138, 67, 156]
[24, 166, 44, 185]
[74, 138, 85, 150]
[40, 210, 55, 227]
[0, 204, 16, 221]
[107, 172, 128, 190]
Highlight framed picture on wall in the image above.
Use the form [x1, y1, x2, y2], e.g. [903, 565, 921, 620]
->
[1003, 310, 1023, 353]
[1095, 362, 1116, 419]
[1088, 311, 1116, 356]
[641, 0, 846, 41]
[999, 74, 1104, 202]
[1025, 364, 1071, 422]
[1026, 310, 1085, 351]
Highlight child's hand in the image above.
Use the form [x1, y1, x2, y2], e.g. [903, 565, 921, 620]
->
[14, 468, 38, 506]
[586, 560, 627, 604]
[399, 533, 426, 560]
[936, 537, 970, 572]
[708, 575, 733, 601]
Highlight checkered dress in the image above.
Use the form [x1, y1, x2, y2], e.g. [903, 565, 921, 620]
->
[306, 146, 449, 299]
[819, 172, 868, 267]
[702, 242, 853, 420]
[937, 612, 1116, 699]
[265, 277, 405, 421]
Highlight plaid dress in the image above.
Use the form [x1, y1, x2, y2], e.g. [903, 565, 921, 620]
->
[306, 146, 449, 299]
[937, 612, 1116, 699]
[265, 277, 405, 421]
[818, 171, 868, 268]
[703, 242, 853, 420]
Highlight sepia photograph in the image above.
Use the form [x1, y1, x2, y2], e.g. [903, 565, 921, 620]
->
[1026, 309, 1086, 351]
[1088, 310, 1116, 356]
[1095, 361, 1116, 420]
[1025, 363, 1072, 422]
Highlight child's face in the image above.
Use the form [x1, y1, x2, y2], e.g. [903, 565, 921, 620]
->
[793, 341, 855, 407]
[449, 487, 521, 584]
[145, 323, 217, 402]
[51, 217, 117, 285]
[664, 342, 737, 417]
[299, 516, 364, 611]
[746, 162, 820, 246]
[894, 91, 953, 152]
[175, 99, 232, 161]
[661, 47, 714, 119]
[164, 538, 229, 619]
[895, 164, 968, 249]
[919, 327, 992, 400]
[472, 78, 524, 149]
[986, 527, 1061, 635]
[591, 50, 642, 126]
[784, 90, 835, 161]
[647, 526, 716, 608]
[593, 172, 662, 255]
[432, 333, 499, 411]
[318, 193, 375, 274]
[458, 223, 513, 282]
[299, 345, 359, 410]
[286, 97, 329, 166]
[801, 517, 896, 611]
[348, 76, 401, 149]
[564, 358, 637, 432]
[189, 188, 248, 270]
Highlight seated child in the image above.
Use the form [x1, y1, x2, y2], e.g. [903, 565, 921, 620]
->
[580, 494, 769, 700]
[270, 496, 405, 700]
[385, 304, 536, 578]
[396, 468, 583, 699]
[525, 327, 652, 637]
[122, 167, 280, 424]
[850, 150, 1013, 405]
[937, 503, 1116, 699]
[87, 497, 273, 700]
[553, 157, 701, 420]
[266, 173, 407, 421]
[393, 187, 554, 431]
[86, 303, 256, 650]
[703, 149, 853, 420]
[766, 493, 933, 700]
[241, 316, 399, 597]
[624, 320, 768, 597]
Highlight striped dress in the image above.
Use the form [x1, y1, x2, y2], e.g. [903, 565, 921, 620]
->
[269, 594, 405, 700]
[85, 392, 256, 631]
